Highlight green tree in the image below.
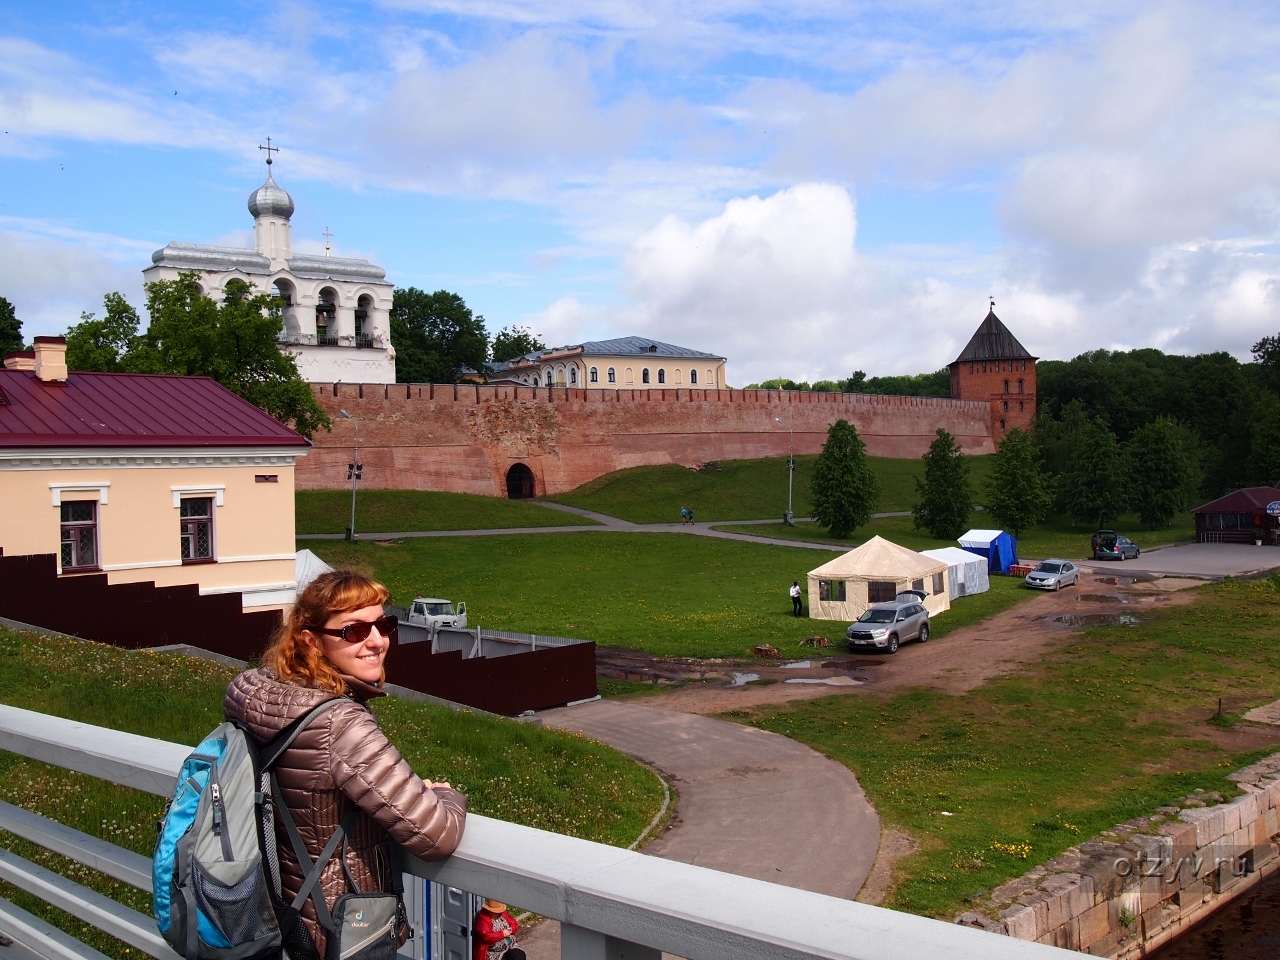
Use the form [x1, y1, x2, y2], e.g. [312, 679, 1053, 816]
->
[810, 419, 879, 538]
[0, 296, 23, 355]
[986, 427, 1051, 538]
[491, 325, 545, 363]
[1250, 395, 1280, 486]
[64, 293, 142, 371]
[913, 428, 972, 540]
[135, 273, 329, 438]
[1254, 331, 1280, 395]
[1126, 419, 1199, 529]
[391, 288, 489, 383]
[1060, 419, 1128, 527]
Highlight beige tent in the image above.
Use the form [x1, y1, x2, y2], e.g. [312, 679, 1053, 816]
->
[807, 536, 950, 622]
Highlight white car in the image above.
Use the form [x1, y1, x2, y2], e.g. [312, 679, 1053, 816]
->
[406, 597, 468, 629]
[1024, 560, 1079, 591]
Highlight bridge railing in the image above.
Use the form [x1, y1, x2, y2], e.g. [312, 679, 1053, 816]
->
[0, 704, 1076, 960]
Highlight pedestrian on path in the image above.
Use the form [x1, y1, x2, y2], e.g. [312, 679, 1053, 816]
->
[474, 900, 525, 960]
[790, 580, 803, 617]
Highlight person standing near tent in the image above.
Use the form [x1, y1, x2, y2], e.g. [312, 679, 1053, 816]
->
[790, 580, 803, 617]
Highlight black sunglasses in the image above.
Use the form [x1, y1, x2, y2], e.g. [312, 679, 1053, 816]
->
[311, 615, 398, 644]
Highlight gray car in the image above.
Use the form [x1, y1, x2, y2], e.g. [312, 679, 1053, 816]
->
[846, 600, 930, 655]
[1024, 559, 1080, 591]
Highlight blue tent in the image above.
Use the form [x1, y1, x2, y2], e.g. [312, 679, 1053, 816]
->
[958, 529, 1019, 574]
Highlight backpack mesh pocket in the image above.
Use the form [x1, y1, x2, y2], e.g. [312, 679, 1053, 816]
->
[192, 862, 277, 945]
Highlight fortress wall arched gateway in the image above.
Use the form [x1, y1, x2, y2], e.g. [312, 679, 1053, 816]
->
[297, 383, 997, 496]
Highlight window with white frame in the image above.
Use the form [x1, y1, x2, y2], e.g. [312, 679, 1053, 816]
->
[657, 369, 666, 384]
[608, 367, 616, 383]
[590, 367, 598, 383]
[569, 366, 577, 385]
[642, 368, 651, 384]
[60, 501, 98, 571]
[690, 369, 698, 384]
[180, 497, 215, 562]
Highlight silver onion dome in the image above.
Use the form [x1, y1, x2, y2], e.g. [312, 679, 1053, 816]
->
[247, 167, 295, 220]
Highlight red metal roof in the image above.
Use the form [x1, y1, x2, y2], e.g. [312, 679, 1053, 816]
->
[1192, 486, 1280, 514]
[0, 370, 310, 449]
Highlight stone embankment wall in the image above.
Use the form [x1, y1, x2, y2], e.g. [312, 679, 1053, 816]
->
[955, 752, 1280, 956]
[298, 383, 995, 496]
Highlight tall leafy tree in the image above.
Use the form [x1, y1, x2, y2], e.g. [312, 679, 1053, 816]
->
[913, 428, 972, 540]
[986, 428, 1051, 538]
[391, 288, 489, 383]
[64, 293, 142, 371]
[0, 296, 23, 355]
[810, 419, 879, 538]
[1060, 419, 1128, 527]
[135, 273, 329, 438]
[1126, 418, 1199, 529]
[1250, 395, 1280, 487]
[1254, 331, 1280, 395]
[491, 325, 545, 363]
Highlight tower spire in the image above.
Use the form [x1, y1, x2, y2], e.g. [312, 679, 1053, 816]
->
[258, 136, 280, 167]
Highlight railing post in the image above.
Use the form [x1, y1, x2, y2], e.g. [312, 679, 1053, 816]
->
[560, 925, 660, 960]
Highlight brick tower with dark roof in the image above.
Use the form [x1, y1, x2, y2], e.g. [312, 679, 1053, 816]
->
[948, 306, 1037, 438]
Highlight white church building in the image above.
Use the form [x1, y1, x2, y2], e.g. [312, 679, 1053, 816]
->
[144, 154, 396, 383]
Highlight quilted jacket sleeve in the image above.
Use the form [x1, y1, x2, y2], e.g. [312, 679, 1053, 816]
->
[327, 702, 468, 860]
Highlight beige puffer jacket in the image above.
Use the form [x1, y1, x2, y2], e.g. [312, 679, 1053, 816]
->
[224, 668, 467, 959]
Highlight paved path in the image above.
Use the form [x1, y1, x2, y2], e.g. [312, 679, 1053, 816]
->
[517, 698, 880, 960]
[1080, 542, 1280, 580]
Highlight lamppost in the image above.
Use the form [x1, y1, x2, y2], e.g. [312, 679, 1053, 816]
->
[775, 417, 795, 526]
[339, 409, 362, 541]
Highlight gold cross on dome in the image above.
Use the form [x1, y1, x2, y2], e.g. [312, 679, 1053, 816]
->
[258, 137, 280, 165]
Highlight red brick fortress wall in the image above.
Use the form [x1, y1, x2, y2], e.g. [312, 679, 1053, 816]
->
[298, 384, 997, 496]
[950, 359, 1037, 438]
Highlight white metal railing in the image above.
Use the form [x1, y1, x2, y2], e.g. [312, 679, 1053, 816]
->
[0, 704, 1078, 960]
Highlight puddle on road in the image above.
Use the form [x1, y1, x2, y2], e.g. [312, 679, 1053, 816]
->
[730, 672, 761, 686]
[1078, 593, 1124, 602]
[1055, 613, 1142, 627]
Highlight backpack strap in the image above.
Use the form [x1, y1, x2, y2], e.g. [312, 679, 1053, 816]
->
[259, 698, 347, 771]
[275, 794, 358, 934]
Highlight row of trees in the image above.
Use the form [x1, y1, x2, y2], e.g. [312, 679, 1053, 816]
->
[744, 369, 951, 396]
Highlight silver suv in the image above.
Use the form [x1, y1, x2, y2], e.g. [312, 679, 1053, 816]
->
[846, 601, 930, 655]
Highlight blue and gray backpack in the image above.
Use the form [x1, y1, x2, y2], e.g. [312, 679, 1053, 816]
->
[153, 700, 344, 960]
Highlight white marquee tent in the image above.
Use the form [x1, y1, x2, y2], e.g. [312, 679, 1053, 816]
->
[920, 547, 989, 599]
[807, 536, 950, 622]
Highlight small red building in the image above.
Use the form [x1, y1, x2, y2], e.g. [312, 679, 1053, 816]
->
[949, 308, 1037, 438]
[1192, 486, 1280, 544]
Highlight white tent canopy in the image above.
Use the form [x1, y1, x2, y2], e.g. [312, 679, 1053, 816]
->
[957, 529, 1004, 547]
[806, 536, 950, 622]
[920, 547, 989, 599]
[295, 549, 334, 592]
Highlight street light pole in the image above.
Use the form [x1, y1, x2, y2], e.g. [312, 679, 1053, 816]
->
[340, 409, 361, 541]
[775, 417, 794, 525]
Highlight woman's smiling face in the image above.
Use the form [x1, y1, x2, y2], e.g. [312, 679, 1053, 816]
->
[309, 603, 389, 683]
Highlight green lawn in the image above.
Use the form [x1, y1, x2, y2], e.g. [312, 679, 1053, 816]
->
[717, 510, 1197, 561]
[545, 454, 996, 524]
[308, 532, 1030, 658]
[736, 576, 1280, 919]
[296, 489, 598, 534]
[0, 627, 663, 959]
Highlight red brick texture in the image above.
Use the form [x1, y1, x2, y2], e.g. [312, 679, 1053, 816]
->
[299, 384, 996, 496]
[950, 358, 1037, 439]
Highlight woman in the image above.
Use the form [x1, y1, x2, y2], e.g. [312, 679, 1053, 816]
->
[473, 900, 524, 960]
[224, 570, 467, 960]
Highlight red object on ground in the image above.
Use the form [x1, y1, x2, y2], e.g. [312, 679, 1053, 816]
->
[473, 908, 520, 960]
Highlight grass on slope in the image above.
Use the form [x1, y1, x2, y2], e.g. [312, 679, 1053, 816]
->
[736, 577, 1280, 920]
[716, 510, 1197, 561]
[0, 628, 662, 959]
[310, 533, 1033, 657]
[296, 489, 597, 534]
[546, 454, 996, 524]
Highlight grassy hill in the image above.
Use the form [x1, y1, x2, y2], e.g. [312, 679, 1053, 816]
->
[296, 488, 598, 534]
[546, 453, 996, 524]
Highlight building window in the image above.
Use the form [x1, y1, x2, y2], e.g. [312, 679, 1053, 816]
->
[690, 369, 698, 384]
[932, 573, 944, 595]
[590, 367, 599, 383]
[1019, 401, 1024, 412]
[569, 367, 577, 385]
[608, 367, 616, 383]
[818, 579, 846, 602]
[657, 369, 666, 384]
[642, 368, 650, 384]
[1003, 379, 1009, 393]
[1000, 418, 1006, 430]
[1021, 360, 1027, 372]
[1017, 378, 1024, 394]
[180, 497, 214, 562]
[706, 369, 714, 386]
[625, 367, 633, 384]
[60, 502, 98, 571]
[867, 581, 897, 604]
[969, 362, 975, 375]
[1002, 400, 1009, 412]
[982, 361, 988, 374]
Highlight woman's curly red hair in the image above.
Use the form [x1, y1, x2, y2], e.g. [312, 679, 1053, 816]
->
[264, 570, 390, 693]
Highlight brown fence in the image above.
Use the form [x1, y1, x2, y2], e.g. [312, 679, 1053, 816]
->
[0, 554, 596, 715]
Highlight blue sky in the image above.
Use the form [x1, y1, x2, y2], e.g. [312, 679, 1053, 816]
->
[3, 0, 1279, 384]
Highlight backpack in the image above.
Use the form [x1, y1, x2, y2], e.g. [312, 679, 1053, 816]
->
[154, 699, 345, 960]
